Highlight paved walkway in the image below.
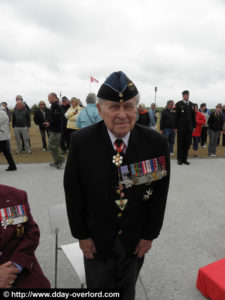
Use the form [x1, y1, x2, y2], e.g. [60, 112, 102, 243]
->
[0, 158, 224, 299]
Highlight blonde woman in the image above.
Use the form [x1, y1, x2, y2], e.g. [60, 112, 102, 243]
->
[65, 97, 82, 145]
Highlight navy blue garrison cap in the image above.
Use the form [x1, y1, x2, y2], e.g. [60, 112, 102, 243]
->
[97, 71, 138, 102]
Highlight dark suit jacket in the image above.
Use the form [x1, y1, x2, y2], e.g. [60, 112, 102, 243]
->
[174, 100, 196, 132]
[0, 185, 50, 288]
[64, 121, 170, 259]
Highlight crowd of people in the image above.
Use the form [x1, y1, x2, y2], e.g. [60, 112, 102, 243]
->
[137, 93, 225, 164]
[0, 90, 225, 171]
[0, 93, 101, 170]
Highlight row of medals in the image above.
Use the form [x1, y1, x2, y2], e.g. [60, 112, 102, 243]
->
[1, 215, 28, 229]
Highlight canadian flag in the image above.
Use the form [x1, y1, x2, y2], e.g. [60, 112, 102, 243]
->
[90, 76, 99, 83]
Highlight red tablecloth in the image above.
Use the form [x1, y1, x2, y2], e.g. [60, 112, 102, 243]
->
[196, 258, 225, 300]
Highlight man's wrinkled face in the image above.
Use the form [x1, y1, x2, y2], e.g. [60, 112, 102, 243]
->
[97, 97, 138, 138]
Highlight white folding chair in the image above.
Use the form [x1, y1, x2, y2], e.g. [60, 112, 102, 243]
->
[48, 203, 86, 288]
[61, 242, 86, 288]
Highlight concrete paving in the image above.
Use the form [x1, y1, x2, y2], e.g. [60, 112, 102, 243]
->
[0, 158, 225, 299]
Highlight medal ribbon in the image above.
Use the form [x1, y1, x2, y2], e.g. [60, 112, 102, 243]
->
[114, 140, 126, 153]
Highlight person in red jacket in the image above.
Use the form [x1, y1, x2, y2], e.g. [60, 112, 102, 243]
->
[192, 104, 206, 157]
[0, 184, 50, 288]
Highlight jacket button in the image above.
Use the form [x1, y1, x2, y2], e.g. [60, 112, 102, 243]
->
[118, 230, 123, 235]
[0, 251, 3, 256]
[30, 262, 33, 268]
[6, 200, 10, 203]
[117, 213, 122, 218]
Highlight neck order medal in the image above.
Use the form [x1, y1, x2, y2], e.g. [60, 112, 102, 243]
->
[112, 139, 126, 167]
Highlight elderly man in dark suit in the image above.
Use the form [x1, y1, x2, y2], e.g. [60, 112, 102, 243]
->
[64, 71, 170, 299]
[0, 184, 50, 288]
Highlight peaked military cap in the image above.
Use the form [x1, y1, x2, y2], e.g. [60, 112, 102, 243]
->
[182, 90, 189, 95]
[97, 71, 138, 102]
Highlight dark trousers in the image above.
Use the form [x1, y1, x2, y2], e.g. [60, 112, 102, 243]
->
[39, 128, 49, 149]
[163, 128, 175, 153]
[177, 131, 192, 162]
[0, 140, 16, 168]
[84, 237, 144, 300]
[192, 137, 200, 151]
[60, 128, 70, 151]
[200, 127, 208, 146]
[223, 134, 225, 146]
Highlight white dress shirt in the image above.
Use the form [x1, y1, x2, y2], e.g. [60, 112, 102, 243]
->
[107, 129, 130, 153]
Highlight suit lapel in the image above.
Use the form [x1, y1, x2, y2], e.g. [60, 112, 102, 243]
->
[123, 126, 137, 165]
[98, 122, 114, 158]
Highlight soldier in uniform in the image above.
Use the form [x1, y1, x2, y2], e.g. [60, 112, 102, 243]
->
[0, 184, 50, 288]
[64, 71, 170, 300]
[174, 90, 196, 165]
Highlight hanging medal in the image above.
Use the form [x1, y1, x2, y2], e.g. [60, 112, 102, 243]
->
[112, 140, 126, 167]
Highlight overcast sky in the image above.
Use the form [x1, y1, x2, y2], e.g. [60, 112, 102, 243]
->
[0, 0, 225, 108]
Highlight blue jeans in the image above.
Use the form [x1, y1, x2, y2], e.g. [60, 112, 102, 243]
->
[163, 128, 175, 153]
[192, 137, 200, 151]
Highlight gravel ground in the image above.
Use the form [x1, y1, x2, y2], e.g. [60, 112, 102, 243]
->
[0, 158, 224, 299]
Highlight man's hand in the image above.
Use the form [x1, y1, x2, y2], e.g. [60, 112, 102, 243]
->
[0, 261, 19, 288]
[43, 122, 50, 128]
[79, 238, 96, 259]
[73, 110, 78, 115]
[134, 239, 152, 258]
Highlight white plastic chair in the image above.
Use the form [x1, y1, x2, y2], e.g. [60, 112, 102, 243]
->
[48, 203, 85, 288]
[61, 242, 86, 288]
